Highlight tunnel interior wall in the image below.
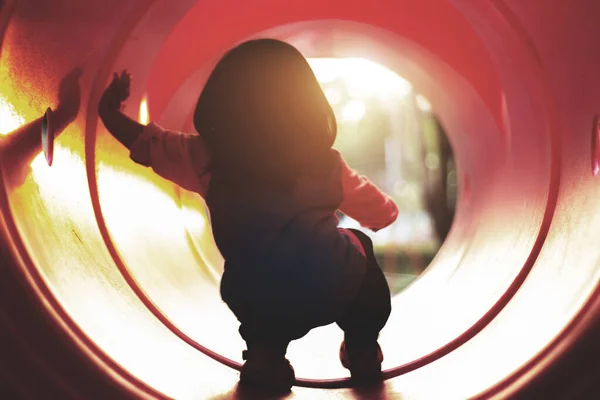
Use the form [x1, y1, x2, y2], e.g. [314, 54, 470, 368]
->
[0, 0, 598, 398]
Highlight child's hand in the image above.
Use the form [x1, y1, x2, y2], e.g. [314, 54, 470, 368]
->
[100, 70, 132, 111]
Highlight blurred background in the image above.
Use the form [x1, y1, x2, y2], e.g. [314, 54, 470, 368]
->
[307, 57, 457, 295]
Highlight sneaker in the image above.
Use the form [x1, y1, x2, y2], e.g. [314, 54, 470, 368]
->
[339, 341, 384, 382]
[239, 345, 295, 392]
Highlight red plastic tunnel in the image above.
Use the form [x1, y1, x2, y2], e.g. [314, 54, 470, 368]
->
[1, 0, 599, 398]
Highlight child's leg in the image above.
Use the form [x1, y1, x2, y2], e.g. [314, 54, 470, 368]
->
[221, 269, 311, 391]
[336, 229, 391, 380]
[238, 316, 311, 356]
[337, 229, 391, 345]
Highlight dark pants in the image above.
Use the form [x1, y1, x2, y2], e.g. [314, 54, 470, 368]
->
[225, 229, 392, 354]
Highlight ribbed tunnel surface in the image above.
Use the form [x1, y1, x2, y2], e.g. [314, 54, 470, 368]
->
[0, 0, 599, 399]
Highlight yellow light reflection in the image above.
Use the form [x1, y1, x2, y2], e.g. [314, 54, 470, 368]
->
[139, 97, 149, 125]
[0, 94, 26, 134]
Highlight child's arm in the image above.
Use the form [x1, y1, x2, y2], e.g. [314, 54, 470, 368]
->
[98, 71, 210, 196]
[338, 153, 399, 232]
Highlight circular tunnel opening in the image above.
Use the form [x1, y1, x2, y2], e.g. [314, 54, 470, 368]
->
[305, 56, 458, 295]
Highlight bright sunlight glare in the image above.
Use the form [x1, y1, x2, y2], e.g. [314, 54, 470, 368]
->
[308, 58, 412, 102]
[342, 100, 366, 122]
[324, 87, 342, 106]
[0, 95, 26, 135]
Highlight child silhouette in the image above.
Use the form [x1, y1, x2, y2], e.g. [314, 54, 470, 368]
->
[99, 39, 398, 392]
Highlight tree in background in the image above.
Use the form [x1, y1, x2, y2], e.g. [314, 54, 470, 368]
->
[423, 117, 456, 243]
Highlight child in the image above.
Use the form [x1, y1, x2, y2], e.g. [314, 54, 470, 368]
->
[99, 39, 398, 392]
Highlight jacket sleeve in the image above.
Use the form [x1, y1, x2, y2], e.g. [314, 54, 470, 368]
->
[129, 122, 211, 196]
[338, 152, 398, 231]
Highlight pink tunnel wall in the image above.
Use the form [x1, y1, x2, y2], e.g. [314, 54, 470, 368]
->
[0, 0, 599, 399]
